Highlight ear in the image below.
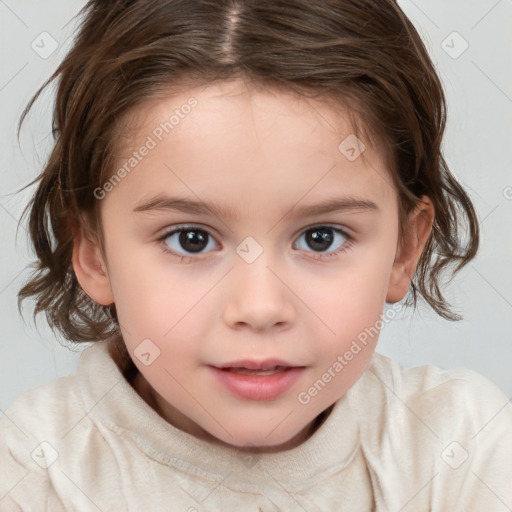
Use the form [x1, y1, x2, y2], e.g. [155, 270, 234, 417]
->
[386, 196, 434, 303]
[72, 222, 114, 306]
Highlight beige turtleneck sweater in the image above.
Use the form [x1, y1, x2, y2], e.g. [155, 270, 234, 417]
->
[1, 341, 511, 511]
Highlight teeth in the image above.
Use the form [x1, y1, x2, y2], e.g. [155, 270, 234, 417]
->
[227, 367, 286, 375]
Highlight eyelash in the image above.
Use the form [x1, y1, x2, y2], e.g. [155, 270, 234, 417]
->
[157, 224, 354, 263]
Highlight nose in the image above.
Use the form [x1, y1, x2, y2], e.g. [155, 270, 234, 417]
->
[222, 254, 296, 333]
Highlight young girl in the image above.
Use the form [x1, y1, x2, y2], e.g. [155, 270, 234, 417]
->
[1, 0, 511, 510]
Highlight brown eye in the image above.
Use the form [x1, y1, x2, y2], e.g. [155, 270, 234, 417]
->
[305, 228, 334, 251]
[177, 230, 209, 253]
[161, 226, 218, 255]
[295, 226, 347, 253]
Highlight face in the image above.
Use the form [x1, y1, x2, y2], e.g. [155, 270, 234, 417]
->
[76, 79, 423, 452]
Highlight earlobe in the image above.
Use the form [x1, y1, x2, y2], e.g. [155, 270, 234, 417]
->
[72, 225, 114, 306]
[386, 196, 434, 303]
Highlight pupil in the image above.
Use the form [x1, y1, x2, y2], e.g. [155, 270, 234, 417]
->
[307, 228, 333, 251]
[179, 230, 207, 253]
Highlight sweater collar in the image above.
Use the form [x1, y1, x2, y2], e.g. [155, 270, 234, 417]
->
[78, 340, 362, 489]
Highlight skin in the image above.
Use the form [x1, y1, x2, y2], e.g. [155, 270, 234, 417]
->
[73, 78, 433, 453]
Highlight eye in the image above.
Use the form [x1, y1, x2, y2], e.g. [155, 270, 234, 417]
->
[159, 225, 219, 258]
[158, 224, 352, 263]
[293, 225, 350, 259]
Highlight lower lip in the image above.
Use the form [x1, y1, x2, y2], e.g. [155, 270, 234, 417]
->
[207, 366, 305, 401]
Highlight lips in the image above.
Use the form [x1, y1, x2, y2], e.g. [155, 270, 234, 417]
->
[222, 367, 289, 376]
[208, 359, 305, 400]
[216, 358, 297, 370]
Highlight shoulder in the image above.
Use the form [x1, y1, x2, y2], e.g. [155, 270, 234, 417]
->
[3, 372, 76, 423]
[349, 352, 512, 442]
[347, 352, 512, 508]
[362, 352, 511, 427]
[0, 373, 82, 462]
[0, 342, 118, 451]
[0, 373, 82, 507]
[0, 343, 122, 507]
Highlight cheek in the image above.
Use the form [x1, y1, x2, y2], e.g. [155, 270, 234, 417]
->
[300, 237, 397, 392]
[106, 252, 217, 363]
[300, 267, 392, 406]
[311, 250, 396, 337]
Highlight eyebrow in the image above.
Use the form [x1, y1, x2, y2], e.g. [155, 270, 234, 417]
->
[132, 194, 379, 219]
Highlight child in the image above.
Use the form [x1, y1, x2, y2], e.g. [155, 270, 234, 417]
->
[1, 0, 511, 510]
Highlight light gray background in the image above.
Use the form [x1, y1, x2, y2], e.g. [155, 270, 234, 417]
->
[1, 0, 511, 414]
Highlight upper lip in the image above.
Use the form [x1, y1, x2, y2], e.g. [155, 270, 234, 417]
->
[213, 359, 302, 370]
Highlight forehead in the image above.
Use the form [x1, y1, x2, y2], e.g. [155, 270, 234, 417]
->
[106, 79, 396, 214]
[118, 78, 377, 154]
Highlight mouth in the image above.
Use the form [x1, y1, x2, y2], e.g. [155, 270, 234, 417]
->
[207, 359, 306, 400]
[215, 358, 300, 371]
[220, 366, 292, 376]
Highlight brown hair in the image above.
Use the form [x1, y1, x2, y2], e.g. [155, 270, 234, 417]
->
[16, 0, 479, 349]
